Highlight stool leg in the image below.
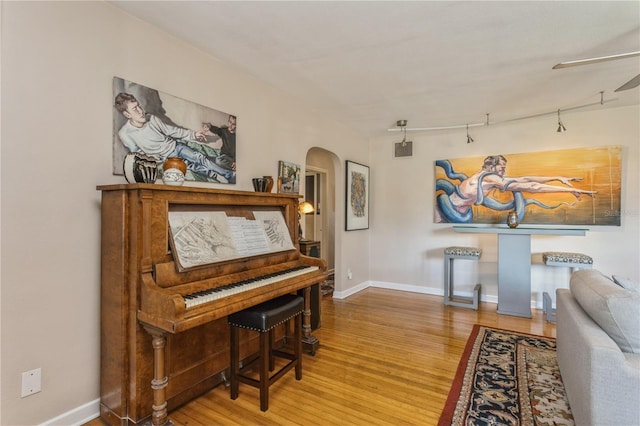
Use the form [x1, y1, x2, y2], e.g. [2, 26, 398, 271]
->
[543, 292, 556, 323]
[259, 331, 269, 412]
[472, 284, 481, 310]
[294, 313, 302, 380]
[230, 326, 239, 400]
[269, 328, 275, 372]
[444, 256, 451, 305]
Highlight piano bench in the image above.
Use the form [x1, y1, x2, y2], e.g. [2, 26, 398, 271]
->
[228, 294, 304, 412]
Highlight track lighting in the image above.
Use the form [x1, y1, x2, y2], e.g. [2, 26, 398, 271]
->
[397, 120, 409, 146]
[557, 109, 566, 133]
[387, 93, 617, 135]
[393, 120, 414, 157]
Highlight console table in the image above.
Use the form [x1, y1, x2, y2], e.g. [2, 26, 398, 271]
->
[453, 226, 588, 318]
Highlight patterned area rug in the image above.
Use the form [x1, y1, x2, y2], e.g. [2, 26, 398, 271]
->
[439, 325, 574, 426]
[321, 276, 334, 297]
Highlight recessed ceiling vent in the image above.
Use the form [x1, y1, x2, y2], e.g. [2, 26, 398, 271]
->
[394, 119, 413, 158]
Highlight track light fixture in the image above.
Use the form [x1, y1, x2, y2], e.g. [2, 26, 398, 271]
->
[466, 124, 474, 143]
[397, 119, 409, 146]
[387, 92, 616, 135]
[557, 109, 566, 133]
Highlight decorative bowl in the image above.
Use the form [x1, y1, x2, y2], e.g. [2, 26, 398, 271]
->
[162, 168, 185, 186]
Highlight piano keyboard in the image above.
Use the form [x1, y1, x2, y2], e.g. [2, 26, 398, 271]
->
[183, 265, 319, 308]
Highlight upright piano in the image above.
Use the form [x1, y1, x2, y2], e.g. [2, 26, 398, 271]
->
[98, 184, 327, 426]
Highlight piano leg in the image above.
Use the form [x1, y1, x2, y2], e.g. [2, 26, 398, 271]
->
[301, 286, 320, 356]
[141, 325, 175, 426]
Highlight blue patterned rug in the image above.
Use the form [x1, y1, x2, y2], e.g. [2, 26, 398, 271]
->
[439, 325, 574, 426]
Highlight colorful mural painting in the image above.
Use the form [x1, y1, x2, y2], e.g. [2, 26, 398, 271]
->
[434, 146, 622, 226]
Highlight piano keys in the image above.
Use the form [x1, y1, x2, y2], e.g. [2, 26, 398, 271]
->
[98, 184, 327, 426]
[183, 265, 318, 308]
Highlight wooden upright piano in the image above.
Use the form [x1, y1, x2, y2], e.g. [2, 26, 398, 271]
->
[98, 184, 327, 426]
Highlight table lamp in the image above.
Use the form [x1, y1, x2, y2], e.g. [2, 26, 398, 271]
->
[298, 201, 315, 241]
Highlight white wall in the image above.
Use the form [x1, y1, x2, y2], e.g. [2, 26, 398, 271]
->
[2, 2, 638, 424]
[0, 2, 369, 424]
[370, 105, 640, 305]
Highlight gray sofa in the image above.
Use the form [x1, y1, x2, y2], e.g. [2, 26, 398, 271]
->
[556, 269, 640, 426]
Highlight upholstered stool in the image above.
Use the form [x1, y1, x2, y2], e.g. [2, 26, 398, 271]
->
[542, 252, 593, 322]
[444, 246, 482, 310]
[228, 294, 303, 411]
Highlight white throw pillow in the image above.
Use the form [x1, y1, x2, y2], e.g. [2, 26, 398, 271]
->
[612, 275, 640, 293]
[571, 270, 640, 354]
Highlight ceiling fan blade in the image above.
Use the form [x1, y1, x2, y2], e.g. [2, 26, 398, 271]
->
[553, 51, 640, 69]
[615, 74, 640, 92]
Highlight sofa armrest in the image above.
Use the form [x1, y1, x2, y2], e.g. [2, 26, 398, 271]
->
[556, 288, 640, 426]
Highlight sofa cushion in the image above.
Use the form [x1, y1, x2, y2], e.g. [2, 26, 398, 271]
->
[613, 275, 640, 293]
[570, 270, 640, 354]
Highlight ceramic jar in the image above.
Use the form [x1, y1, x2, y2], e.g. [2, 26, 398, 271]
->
[162, 157, 187, 186]
[163, 157, 187, 175]
[123, 152, 158, 184]
[263, 176, 274, 192]
[252, 177, 269, 192]
[507, 211, 519, 228]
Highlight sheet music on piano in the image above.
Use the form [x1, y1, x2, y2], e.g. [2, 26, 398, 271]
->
[168, 209, 295, 270]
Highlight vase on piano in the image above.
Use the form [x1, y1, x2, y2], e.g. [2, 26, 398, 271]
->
[123, 152, 158, 184]
[252, 177, 269, 192]
[264, 176, 274, 192]
[162, 157, 187, 186]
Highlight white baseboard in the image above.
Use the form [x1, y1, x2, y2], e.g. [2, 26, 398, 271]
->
[334, 280, 499, 305]
[40, 398, 100, 426]
[332, 280, 369, 299]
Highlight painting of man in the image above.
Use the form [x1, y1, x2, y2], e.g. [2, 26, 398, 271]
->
[112, 77, 236, 184]
[435, 146, 621, 226]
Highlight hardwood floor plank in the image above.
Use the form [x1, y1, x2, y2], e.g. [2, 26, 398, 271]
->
[85, 288, 554, 426]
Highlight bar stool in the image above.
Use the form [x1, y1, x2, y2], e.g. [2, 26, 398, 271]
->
[444, 246, 482, 310]
[542, 251, 593, 322]
[228, 294, 303, 411]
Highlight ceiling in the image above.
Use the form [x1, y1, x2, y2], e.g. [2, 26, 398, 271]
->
[109, 1, 640, 138]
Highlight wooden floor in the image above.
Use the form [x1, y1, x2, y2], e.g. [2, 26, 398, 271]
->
[86, 288, 555, 426]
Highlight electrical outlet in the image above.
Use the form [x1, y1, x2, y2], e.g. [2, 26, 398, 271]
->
[21, 368, 41, 397]
[347, 268, 353, 280]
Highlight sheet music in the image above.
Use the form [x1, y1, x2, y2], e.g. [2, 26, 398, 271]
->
[168, 210, 294, 269]
[227, 217, 270, 256]
[253, 211, 295, 251]
[168, 211, 237, 269]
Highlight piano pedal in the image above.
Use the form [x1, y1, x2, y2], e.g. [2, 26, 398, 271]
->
[221, 371, 230, 388]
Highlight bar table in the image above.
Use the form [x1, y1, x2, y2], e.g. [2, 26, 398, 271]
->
[453, 225, 588, 318]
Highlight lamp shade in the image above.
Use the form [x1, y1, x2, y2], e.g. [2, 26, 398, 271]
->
[298, 201, 315, 215]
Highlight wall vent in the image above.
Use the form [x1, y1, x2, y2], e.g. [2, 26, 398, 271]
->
[394, 141, 413, 158]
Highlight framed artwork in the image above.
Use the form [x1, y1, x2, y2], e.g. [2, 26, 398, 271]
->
[434, 146, 622, 226]
[346, 160, 370, 231]
[112, 77, 236, 184]
[278, 160, 301, 193]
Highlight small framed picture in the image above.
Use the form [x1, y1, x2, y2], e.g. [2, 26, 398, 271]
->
[345, 160, 369, 231]
[278, 160, 301, 194]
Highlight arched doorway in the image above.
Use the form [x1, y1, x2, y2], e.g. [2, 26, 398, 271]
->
[303, 147, 337, 278]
